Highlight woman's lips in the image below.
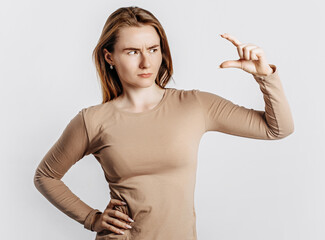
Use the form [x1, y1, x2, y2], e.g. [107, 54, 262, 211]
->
[138, 73, 152, 78]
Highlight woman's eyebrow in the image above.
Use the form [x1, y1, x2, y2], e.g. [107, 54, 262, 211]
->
[123, 44, 160, 51]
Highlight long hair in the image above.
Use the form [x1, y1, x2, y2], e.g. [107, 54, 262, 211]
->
[92, 6, 174, 104]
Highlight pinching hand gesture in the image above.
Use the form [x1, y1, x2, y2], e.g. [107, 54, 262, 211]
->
[219, 33, 274, 77]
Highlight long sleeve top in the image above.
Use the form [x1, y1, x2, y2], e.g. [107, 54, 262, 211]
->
[33, 64, 294, 240]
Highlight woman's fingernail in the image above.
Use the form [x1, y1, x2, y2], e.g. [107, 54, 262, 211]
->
[121, 201, 127, 205]
[126, 224, 132, 229]
[128, 217, 134, 222]
[120, 230, 125, 234]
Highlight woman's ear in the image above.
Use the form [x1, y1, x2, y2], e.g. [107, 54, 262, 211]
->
[103, 49, 113, 65]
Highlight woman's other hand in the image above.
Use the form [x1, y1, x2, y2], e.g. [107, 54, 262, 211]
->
[92, 199, 134, 235]
[218, 33, 274, 77]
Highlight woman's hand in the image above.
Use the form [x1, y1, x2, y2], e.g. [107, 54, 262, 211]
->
[219, 33, 274, 77]
[92, 198, 134, 235]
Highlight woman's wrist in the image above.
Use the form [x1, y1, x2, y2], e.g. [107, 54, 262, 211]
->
[253, 64, 275, 77]
[265, 65, 275, 76]
[91, 212, 102, 232]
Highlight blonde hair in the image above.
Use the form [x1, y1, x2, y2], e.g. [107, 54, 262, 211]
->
[92, 6, 174, 104]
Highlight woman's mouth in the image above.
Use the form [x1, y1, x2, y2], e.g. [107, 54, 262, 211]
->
[138, 73, 152, 78]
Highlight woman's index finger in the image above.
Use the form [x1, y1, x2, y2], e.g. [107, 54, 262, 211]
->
[220, 33, 242, 46]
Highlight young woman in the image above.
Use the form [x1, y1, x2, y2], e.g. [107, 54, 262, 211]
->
[34, 6, 294, 240]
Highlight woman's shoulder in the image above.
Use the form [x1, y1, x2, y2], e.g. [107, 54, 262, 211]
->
[167, 87, 201, 96]
[80, 102, 105, 117]
[170, 87, 220, 101]
[79, 101, 115, 126]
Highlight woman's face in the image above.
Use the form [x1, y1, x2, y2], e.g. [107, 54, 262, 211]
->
[104, 25, 163, 89]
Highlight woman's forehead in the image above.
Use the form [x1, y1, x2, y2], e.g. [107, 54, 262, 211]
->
[117, 26, 160, 45]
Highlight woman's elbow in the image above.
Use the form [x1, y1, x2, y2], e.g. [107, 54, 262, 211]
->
[33, 168, 45, 192]
[274, 123, 295, 139]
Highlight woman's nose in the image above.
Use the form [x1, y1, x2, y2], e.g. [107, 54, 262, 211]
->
[139, 53, 151, 68]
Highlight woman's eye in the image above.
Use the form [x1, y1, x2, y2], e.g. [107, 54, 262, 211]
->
[128, 49, 158, 55]
[128, 50, 138, 55]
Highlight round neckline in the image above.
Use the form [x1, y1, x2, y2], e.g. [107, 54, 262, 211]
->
[110, 88, 171, 117]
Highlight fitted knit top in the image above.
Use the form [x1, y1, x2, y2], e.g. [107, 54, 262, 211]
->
[34, 64, 294, 240]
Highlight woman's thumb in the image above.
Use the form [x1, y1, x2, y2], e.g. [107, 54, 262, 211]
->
[219, 60, 242, 69]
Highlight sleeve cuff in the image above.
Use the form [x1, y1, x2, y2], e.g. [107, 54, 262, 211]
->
[84, 208, 102, 231]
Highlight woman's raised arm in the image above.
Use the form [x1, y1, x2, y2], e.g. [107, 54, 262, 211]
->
[195, 63, 294, 139]
[194, 33, 294, 139]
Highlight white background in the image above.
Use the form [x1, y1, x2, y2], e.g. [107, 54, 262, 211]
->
[1, 0, 324, 239]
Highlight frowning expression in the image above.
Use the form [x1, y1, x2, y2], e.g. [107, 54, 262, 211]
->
[104, 25, 163, 89]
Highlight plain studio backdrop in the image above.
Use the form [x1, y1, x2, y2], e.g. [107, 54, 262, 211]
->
[1, 0, 324, 239]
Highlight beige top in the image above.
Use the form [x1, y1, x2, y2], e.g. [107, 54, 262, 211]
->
[34, 64, 294, 240]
